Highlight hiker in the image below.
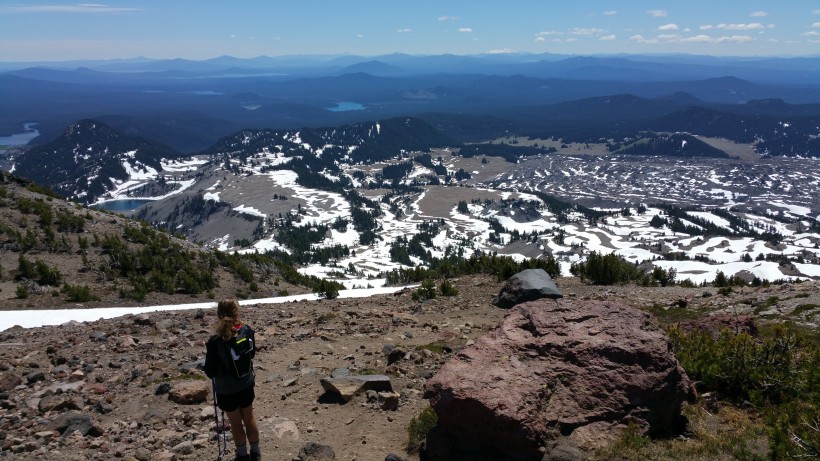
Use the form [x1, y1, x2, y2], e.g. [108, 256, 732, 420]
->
[204, 298, 261, 461]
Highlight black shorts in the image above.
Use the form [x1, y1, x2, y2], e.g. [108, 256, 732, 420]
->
[216, 386, 254, 412]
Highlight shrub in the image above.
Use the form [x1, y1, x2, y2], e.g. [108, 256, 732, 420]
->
[16, 284, 28, 299]
[407, 406, 438, 454]
[669, 325, 819, 458]
[439, 279, 459, 297]
[570, 251, 647, 285]
[412, 279, 437, 301]
[62, 283, 99, 302]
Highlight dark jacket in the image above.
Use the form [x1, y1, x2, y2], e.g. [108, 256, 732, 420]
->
[204, 324, 256, 395]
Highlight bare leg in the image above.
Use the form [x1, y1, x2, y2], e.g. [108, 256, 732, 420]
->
[225, 408, 247, 448]
[239, 404, 259, 444]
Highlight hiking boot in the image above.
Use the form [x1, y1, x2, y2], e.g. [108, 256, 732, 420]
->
[233, 455, 250, 461]
[250, 453, 261, 461]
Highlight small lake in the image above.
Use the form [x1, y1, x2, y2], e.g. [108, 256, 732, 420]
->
[0, 123, 39, 146]
[93, 199, 154, 211]
[326, 101, 365, 112]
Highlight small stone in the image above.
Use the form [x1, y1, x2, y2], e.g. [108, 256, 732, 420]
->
[155, 383, 172, 396]
[168, 381, 209, 404]
[172, 440, 194, 455]
[26, 371, 45, 385]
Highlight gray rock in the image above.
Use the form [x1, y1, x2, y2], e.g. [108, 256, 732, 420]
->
[133, 315, 153, 326]
[89, 331, 108, 342]
[320, 375, 393, 403]
[172, 440, 194, 455]
[134, 447, 152, 461]
[26, 371, 45, 385]
[155, 382, 172, 396]
[330, 367, 351, 378]
[493, 268, 562, 308]
[38, 394, 82, 413]
[297, 441, 335, 460]
[49, 411, 103, 437]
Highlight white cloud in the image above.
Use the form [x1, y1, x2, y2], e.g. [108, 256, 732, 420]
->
[813, 22, 820, 28]
[631, 33, 753, 44]
[599, 34, 616, 41]
[657, 23, 679, 31]
[0, 3, 141, 13]
[647, 9, 668, 17]
[750, 11, 768, 17]
[458, 27, 472, 33]
[630, 34, 658, 44]
[804, 31, 820, 37]
[357, 34, 364, 38]
[679, 34, 713, 43]
[603, 10, 617, 16]
[396, 28, 412, 33]
[707, 23, 767, 31]
[565, 38, 578, 42]
[681, 34, 754, 43]
[487, 48, 515, 54]
[571, 27, 606, 35]
[438, 15, 458, 21]
[535, 36, 546, 42]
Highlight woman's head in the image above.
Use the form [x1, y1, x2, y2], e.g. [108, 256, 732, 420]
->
[215, 298, 241, 341]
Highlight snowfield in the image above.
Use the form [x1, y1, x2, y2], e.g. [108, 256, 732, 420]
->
[89, 141, 820, 288]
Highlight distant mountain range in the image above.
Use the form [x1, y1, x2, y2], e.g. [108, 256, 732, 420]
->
[2, 53, 819, 154]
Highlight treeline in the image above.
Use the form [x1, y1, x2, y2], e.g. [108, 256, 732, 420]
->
[383, 251, 560, 285]
[459, 142, 556, 163]
[389, 220, 441, 266]
[651, 205, 783, 244]
[612, 133, 730, 158]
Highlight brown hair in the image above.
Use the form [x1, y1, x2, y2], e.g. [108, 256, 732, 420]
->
[215, 298, 241, 341]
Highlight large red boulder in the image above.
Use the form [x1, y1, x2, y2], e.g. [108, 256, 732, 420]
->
[423, 299, 696, 461]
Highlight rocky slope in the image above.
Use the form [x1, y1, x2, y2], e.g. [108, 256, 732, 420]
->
[1, 275, 817, 461]
[0, 171, 307, 310]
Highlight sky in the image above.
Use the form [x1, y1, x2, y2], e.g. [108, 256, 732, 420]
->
[0, 1, 819, 61]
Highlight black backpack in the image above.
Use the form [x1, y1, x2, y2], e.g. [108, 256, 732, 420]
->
[225, 326, 255, 378]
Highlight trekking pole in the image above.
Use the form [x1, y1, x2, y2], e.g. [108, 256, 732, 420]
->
[212, 379, 228, 460]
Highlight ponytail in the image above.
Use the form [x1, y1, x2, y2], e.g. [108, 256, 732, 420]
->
[215, 298, 240, 341]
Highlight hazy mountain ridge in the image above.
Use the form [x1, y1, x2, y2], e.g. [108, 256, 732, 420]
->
[3, 53, 820, 153]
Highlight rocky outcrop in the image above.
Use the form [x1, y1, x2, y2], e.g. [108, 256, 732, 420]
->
[494, 269, 562, 309]
[424, 299, 696, 461]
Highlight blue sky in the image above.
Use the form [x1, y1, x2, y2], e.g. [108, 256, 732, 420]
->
[1, 1, 818, 61]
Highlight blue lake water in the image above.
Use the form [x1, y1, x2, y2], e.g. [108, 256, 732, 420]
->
[0, 123, 39, 146]
[326, 101, 365, 112]
[93, 199, 154, 211]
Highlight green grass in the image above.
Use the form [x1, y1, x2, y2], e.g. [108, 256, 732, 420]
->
[792, 303, 819, 317]
[415, 341, 450, 355]
[645, 303, 711, 325]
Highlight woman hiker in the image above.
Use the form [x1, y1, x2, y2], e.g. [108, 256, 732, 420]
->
[204, 298, 261, 461]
